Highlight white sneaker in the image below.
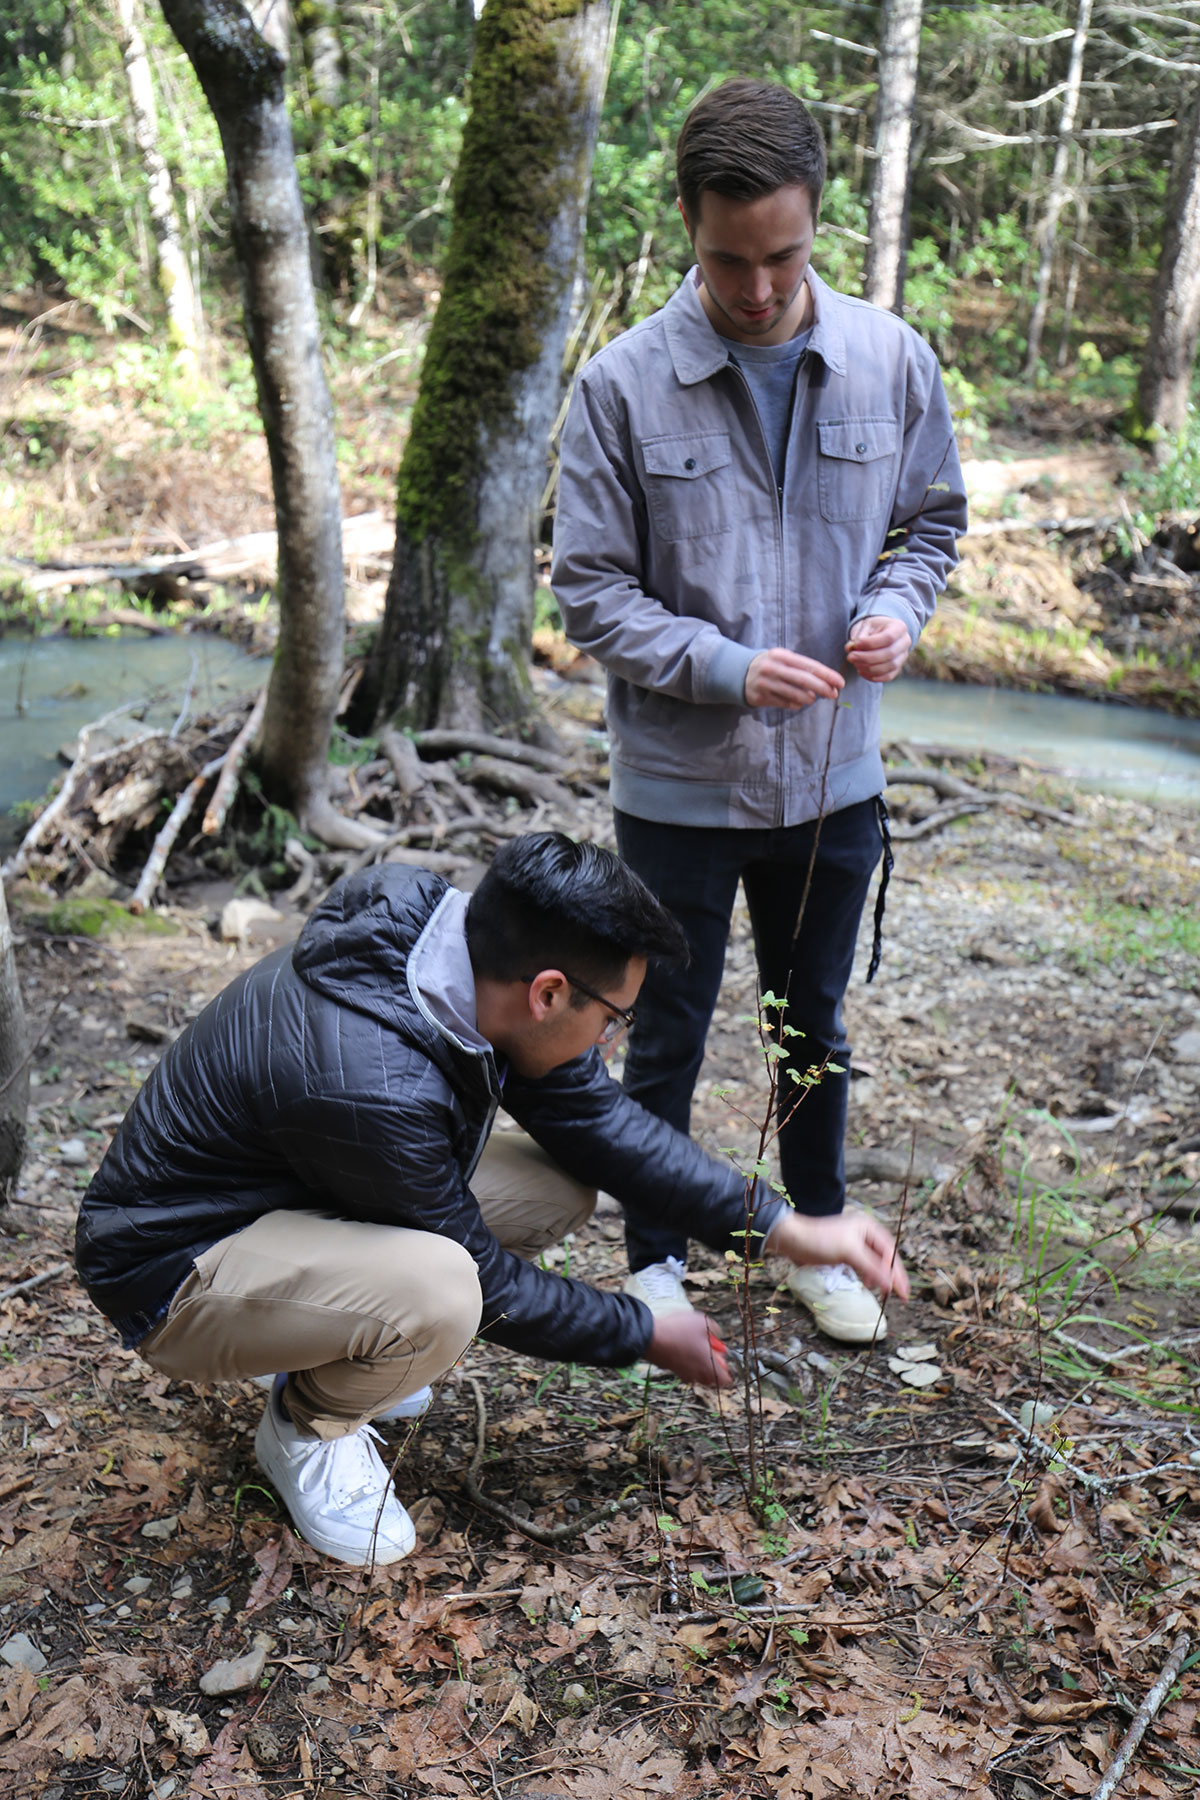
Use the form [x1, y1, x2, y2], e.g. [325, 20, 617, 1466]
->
[786, 1263, 887, 1344]
[624, 1257, 694, 1319]
[250, 1374, 432, 1424]
[624, 1258, 694, 1380]
[254, 1378, 416, 1566]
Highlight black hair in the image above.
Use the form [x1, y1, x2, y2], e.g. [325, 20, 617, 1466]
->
[466, 832, 688, 1001]
[676, 78, 827, 221]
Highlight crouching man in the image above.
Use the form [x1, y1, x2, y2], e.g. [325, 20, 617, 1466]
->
[75, 833, 907, 1567]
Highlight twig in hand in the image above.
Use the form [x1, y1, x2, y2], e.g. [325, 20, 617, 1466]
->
[1092, 1632, 1190, 1800]
[462, 1375, 627, 1546]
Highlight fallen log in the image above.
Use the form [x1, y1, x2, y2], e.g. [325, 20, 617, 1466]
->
[413, 729, 571, 775]
[129, 751, 227, 914]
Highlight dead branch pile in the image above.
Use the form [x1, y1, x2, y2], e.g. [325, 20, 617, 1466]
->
[1, 692, 615, 907]
[1, 674, 1089, 910]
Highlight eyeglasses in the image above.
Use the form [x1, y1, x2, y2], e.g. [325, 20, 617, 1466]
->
[521, 972, 637, 1045]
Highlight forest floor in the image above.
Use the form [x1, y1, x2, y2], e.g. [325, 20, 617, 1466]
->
[3, 302, 1200, 1797]
[2, 721, 1200, 1800]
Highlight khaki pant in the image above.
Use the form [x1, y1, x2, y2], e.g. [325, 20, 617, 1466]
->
[139, 1133, 594, 1439]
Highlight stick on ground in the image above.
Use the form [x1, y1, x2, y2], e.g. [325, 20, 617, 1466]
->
[1092, 1632, 1190, 1800]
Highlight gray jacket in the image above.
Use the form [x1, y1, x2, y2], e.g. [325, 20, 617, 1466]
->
[551, 268, 968, 828]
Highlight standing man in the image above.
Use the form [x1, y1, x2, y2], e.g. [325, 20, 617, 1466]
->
[552, 79, 967, 1342]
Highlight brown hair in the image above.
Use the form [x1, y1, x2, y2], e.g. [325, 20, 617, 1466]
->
[676, 79, 827, 222]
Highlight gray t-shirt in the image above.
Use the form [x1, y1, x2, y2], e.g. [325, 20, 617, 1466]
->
[730, 329, 812, 490]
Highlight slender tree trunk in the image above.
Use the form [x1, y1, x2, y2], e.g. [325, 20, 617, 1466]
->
[115, 0, 202, 371]
[1024, 0, 1093, 382]
[295, 0, 342, 106]
[356, 0, 612, 733]
[1137, 86, 1200, 451]
[862, 0, 923, 314]
[160, 0, 374, 848]
[248, 0, 290, 62]
[0, 881, 29, 1203]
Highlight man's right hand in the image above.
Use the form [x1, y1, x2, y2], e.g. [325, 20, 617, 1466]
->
[744, 648, 845, 710]
[647, 1311, 732, 1388]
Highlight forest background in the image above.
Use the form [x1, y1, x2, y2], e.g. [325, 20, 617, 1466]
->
[2, 4, 1200, 1800]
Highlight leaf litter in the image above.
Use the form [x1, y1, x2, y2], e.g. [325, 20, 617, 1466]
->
[2, 768, 1199, 1797]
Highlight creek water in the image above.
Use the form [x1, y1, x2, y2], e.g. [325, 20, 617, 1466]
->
[0, 632, 270, 849]
[1, 638, 1198, 855]
[881, 678, 1200, 808]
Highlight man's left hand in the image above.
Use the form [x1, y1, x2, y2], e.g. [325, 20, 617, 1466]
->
[845, 616, 912, 683]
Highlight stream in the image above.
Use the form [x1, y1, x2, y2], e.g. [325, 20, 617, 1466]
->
[881, 678, 1200, 808]
[2, 638, 1198, 861]
[0, 632, 269, 851]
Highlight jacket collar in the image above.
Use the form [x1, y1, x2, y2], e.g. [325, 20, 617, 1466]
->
[662, 265, 847, 385]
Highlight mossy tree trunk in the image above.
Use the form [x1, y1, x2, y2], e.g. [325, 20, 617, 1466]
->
[356, 0, 612, 733]
[862, 0, 923, 316]
[0, 881, 28, 1203]
[1137, 87, 1200, 453]
[159, 0, 375, 848]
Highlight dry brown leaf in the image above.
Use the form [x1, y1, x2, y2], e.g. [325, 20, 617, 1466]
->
[498, 1685, 539, 1736]
[243, 1533, 295, 1614]
[1013, 1691, 1110, 1724]
[1028, 1477, 1068, 1535]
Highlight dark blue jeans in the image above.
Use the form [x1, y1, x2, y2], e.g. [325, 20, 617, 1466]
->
[614, 800, 884, 1272]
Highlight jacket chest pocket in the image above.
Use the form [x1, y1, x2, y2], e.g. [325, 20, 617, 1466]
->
[640, 432, 733, 542]
[816, 418, 898, 523]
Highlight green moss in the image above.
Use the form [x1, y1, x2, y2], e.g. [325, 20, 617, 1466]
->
[396, 0, 592, 547]
[40, 897, 178, 938]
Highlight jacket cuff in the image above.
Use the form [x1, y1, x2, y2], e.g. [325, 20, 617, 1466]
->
[852, 593, 923, 645]
[701, 637, 758, 705]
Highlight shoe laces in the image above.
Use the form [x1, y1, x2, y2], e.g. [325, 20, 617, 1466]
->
[820, 1263, 863, 1294]
[296, 1422, 390, 1508]
[634, 1257, 687, 1304]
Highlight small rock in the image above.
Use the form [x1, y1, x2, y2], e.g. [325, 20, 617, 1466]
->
[199, 1642, 269, 1696]
[894, 1342, 938, 1362]
[208, 1595, 232, 1617]
[1018, 1400, 1061, 1432]
[170, 1579, 193, 1601]
[152, 1780, 179, 1800]
[219, 898, 283, 943]
[1, 1632, 47, 1674]
[1170, 1028, 1200, 1063]
[563, 1683, 589, 1707]
[57, 1138, 89, 1167]
[123, 1575, 152, 1596]
[141, 1515, 179, 1541]
[246, 1723, 283, 1767]
[306, 1674, 331, 1695]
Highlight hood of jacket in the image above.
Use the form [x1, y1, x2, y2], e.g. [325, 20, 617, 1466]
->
[293, 864, 497, 1105]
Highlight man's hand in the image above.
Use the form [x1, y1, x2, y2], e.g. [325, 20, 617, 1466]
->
[745, 648, 844, 710]
[646, 1311, 732, 1388]
[765, 1208, 910, 1302]
[844, 615, 912, 683]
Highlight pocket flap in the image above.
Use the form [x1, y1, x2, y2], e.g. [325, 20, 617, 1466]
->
[641, 433, 731, 479]
[817, 419, 897, 464]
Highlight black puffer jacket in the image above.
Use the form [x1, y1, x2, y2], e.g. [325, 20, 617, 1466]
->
[76, 866, 778, 1367]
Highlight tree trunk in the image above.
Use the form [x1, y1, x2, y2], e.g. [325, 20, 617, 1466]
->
[1024, 0, 1093, 382]
[356, 0, 612, 734]
[862, 0, 923, 314]
[159, 0, 374, 848]
[0, 881, 29, 1203]
[1137, 86, 1200, 451]
[248, 0, 290, 63]
[114, 0, 201, 371]
[295, 0, 343, 107]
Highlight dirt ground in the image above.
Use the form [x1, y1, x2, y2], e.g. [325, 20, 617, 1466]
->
[2, 739, 1199, 1800]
